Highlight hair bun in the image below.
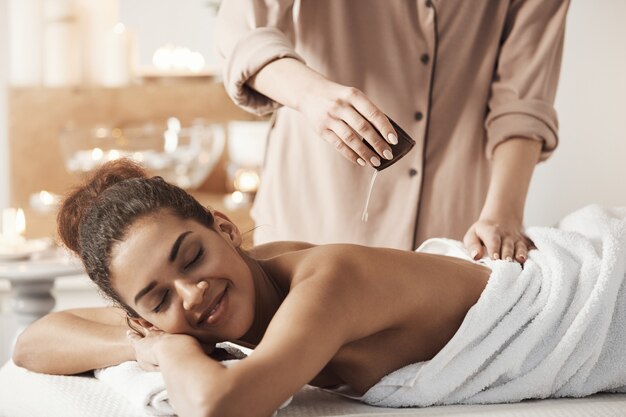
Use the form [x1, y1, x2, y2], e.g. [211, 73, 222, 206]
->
[57, 159, 148, 254]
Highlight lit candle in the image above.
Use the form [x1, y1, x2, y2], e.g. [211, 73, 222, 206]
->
[233, 169, 261, 193]
[152, 44, 206, 73]
[106, 149, 121, 161]
[1, 208, 26, 247]
[231, 191, 244, 204]
[92, 147, 104, 161]
[0, 208, 53, 260]
[164, 117, 181, 153]
[15, 209, 26, 236]
[223, 191, 251, 211]
[30, 191, 61, 213]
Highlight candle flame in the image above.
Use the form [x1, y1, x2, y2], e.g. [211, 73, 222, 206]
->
[231, 191, 244, 204]
[108, 149, 121, 160]
[113, 23, 126, 35]
[15, 208, 25, 236]
[40, 191, 54, 205]
[234, 169, 260, 193]
[91, 147, 104, 160]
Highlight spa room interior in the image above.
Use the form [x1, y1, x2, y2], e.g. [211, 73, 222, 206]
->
[0, 0, 625, 416]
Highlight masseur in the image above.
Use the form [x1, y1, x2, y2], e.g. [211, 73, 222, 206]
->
[215, 0, 570, 261]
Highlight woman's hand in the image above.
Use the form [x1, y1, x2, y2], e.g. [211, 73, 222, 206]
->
[126, 328, 202, 372]
[463, 213, 534, 263]
[298, 80, 398, 167]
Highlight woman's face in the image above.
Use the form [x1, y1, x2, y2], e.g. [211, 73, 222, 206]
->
[109, 210, 255, 344]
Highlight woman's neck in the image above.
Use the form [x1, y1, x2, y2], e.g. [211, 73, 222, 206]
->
[237, 252, 289, 346]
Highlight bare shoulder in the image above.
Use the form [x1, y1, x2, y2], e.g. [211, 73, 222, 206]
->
[288, 244, 381, 286]
[57, 306, 128, 325]
[248, 240, 316, 259]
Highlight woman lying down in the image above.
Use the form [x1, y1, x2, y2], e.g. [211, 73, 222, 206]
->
[13, 159, 626, 417]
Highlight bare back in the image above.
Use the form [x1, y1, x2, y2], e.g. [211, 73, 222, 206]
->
[259, 243, 490, 394]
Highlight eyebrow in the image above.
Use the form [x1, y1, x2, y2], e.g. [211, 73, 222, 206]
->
[169, 231, 193, 263]
[134, 230, 193, 305]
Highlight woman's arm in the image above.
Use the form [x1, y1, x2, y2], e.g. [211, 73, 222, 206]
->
[12, 307, 134, 375]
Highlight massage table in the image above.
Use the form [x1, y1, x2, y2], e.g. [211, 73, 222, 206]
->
[1, 360, 626, 417]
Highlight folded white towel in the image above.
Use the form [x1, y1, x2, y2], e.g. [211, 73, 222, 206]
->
[95, 360, 177, 416]
[361, 204, 626, 407]
[95, 343, 291, 416]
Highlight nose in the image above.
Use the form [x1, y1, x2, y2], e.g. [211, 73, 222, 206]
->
[175, 279, 208, 310]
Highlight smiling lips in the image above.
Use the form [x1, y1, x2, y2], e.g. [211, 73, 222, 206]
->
[197, 285, 228, 326]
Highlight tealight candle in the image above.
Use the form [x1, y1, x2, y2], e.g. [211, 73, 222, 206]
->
[1, 208, 27, 250]
[233, 169, 261, 194]
[223, 191, 251, 211]
[30, 191, 61, 214]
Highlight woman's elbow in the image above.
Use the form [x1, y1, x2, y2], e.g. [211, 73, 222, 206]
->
[12, 316, 61, 373]
[12, 328, 39, 370]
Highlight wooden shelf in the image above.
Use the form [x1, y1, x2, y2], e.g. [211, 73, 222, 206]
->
[8, 80, 261, 239]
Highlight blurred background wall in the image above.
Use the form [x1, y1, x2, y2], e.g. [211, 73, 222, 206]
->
[1, 0, 625, 225]
[0, 0, 9, 211]
[525, 0, 626, 226]
[0, 0, 624, 367]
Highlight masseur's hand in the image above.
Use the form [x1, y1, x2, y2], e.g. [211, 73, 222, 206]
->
[464, 138, 542, 264]
[463, 213, 534, 263]
[298, 79, 398, 168]
[247, 57, 398, 168]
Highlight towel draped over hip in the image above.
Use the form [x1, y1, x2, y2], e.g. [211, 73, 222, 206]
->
[361, 205, 626, 407]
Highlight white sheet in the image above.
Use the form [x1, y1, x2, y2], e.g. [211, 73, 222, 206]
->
[2, 361, 626, 417]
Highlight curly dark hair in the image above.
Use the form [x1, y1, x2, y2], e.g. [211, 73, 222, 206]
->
[57, 159, 215, 317]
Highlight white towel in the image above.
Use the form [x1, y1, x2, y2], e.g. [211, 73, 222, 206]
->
[360, 204, 626, 407]
[95, 343, 291, 416]
[95, 360, 178, 416]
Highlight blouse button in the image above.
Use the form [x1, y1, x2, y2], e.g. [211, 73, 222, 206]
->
[408, 168, 419, 177]
[420, 53, 430, 65]
[414, 111, 424, 121]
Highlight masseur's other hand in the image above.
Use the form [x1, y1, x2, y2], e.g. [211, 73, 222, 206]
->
[298, 79, 398, 168]
[463, 214, 534, 264]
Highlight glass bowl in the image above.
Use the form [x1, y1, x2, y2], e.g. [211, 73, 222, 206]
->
[59, 118, 225, 189]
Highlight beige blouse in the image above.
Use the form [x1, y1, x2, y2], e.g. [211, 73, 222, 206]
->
[215, 0, 569, 250]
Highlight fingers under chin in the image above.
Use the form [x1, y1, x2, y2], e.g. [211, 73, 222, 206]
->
[126, 330, 142, 340]
[138, 363, 159, 372]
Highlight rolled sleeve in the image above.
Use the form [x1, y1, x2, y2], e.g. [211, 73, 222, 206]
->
[215, 0, 304, 116]
[485, 0, 570, 162]
[223, 28, 305, 116]
[486, 99, 558, 161]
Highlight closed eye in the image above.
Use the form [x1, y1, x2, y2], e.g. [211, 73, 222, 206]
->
[184, 247, 204, 271]
[153, 290, 170, 313]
